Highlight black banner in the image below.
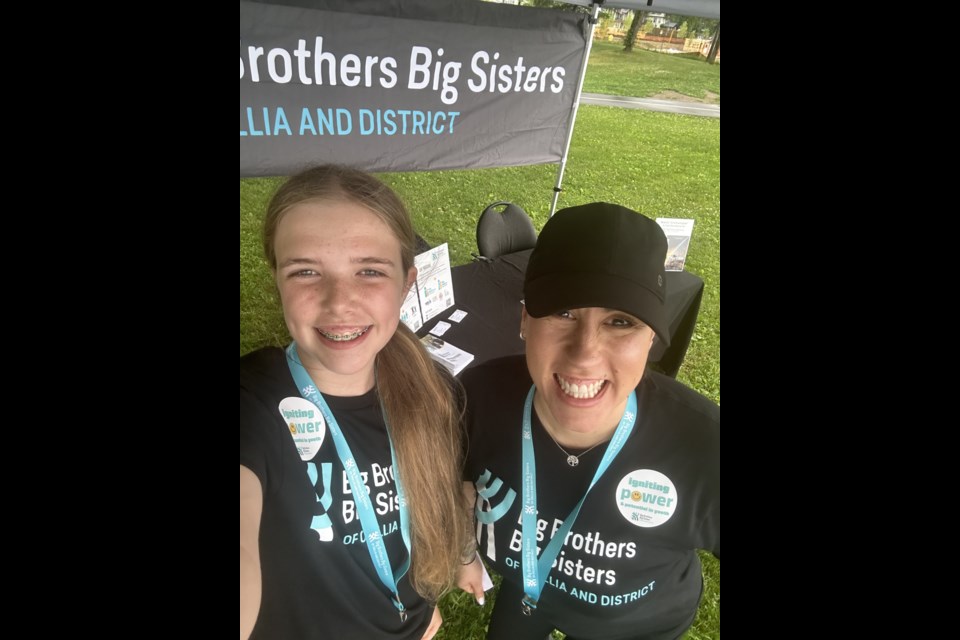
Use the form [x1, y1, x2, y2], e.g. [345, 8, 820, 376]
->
[240, 1, 587, 176]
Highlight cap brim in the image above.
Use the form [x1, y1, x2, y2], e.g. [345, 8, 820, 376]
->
[524, 272, 671, 347]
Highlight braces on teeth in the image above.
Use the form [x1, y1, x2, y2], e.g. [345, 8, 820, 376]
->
[320, 328, 368, 341]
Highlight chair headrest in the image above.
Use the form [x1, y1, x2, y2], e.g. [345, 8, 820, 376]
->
[476, 201, 537, 260]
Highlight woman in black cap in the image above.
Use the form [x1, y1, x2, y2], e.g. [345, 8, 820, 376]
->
[456, 203, 719, 640]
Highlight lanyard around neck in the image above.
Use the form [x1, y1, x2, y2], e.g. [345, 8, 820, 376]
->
[285, 343, 412, 621]
[520, 385, 637, 615]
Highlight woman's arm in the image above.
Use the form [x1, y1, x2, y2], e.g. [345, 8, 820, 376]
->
[240, 465, 264, 639]
[456, 481, 485, 604]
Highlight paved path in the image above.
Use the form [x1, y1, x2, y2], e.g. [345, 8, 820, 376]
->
[580, 92, 719, 119]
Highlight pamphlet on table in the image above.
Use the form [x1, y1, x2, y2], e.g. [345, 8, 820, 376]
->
[400, 244, 475, 373]
[655, 218, 695, 272]
[420, 334, 474, 376]
[400, 243, 457, 332]
[400, 286, 424, 332]
[415, 243, 455, 322]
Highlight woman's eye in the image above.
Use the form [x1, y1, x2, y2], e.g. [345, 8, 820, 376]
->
[555, 310, 574, 319]
[609, 317, 635, 327]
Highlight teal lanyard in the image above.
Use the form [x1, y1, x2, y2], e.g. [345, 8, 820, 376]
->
[520, 385, 637, 615]
[286, 343, 412, 621]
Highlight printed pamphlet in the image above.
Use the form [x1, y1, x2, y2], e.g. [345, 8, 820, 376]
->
[420, 334, 474, 376]
[400, 286, 423, 333]
[415, 243, 455, 322]
[400, 243, 456, 331]
[655, 218, 695, 272]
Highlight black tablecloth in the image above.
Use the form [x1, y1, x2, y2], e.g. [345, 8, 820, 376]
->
[417, 250, 703, 378]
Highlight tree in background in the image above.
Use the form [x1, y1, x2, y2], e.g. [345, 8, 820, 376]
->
[622, 10, 644, 52]
[661, 13, 719, 63]
[666, 14, 718, 39]
[706, 22, 720, 64]
[523, 0, 579, 9]
[640, 16, 655, 35]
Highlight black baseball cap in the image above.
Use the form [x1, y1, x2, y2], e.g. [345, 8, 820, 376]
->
[523, 202, 670, 346]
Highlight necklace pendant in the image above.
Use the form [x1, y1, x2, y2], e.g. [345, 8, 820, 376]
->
[521, 595, 537, 615]
[566, 455, 579, 467]
[394, 596, 407, 622]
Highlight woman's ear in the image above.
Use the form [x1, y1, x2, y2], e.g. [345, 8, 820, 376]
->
[405, 267, 418, 294]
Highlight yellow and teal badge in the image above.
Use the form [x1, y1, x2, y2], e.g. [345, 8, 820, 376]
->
[615, 469, 678, 528]
[278, 396, 326, 461]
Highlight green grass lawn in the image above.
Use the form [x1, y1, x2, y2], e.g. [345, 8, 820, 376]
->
[583, 41, 720, 103]
[241, 106, 720, 404]
[241, 32, 719, 640]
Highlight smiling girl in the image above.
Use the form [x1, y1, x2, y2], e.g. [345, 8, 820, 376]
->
[241, 166, 470, 640]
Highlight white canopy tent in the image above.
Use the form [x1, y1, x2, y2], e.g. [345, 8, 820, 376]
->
[547, 0, 720, 214]
[562, 1, 720, 20]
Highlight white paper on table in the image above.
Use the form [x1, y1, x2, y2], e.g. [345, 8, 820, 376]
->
[420, 335, 474, 376]
[448, 309, 468, 323]
[429, 321, 451, 336]
[399, 285, 423, 332]
[415, 243, 455, 323]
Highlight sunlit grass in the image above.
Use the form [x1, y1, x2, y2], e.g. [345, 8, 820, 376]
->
[584, 41, 719, 102]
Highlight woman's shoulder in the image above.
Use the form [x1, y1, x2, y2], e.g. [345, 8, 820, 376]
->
[240, 345, 288, 389]
[460, 355, 530, 395]
[641, 370, 719, 428]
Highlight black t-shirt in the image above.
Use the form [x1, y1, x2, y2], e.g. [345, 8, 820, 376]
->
[240, 347, 431, 640]
[462, 356, 720, 640]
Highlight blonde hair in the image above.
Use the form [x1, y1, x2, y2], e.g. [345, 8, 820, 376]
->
[264, 165, 470, 600]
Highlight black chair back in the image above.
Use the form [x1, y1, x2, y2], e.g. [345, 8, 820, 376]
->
[476, 201, 537, 260]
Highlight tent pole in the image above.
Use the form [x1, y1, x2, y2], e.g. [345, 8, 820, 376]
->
[549, 1, 601, 217]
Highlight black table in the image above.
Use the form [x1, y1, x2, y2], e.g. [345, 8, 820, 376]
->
[417, 250, 703, 378]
